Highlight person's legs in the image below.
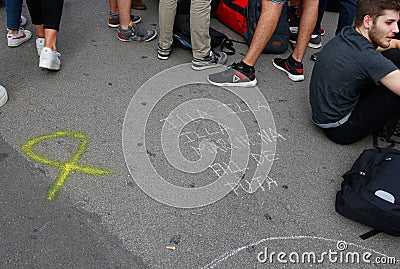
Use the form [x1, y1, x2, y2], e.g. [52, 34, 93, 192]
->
[27, 0, 63, 70]
[272, 0, 318, 81]
[207, 0, 283, 86]
[116, 0, 131, 29]
[291, 0, 319, 62]
[336, 0, 356, 34]
[323, 86, 400, 144]
[42, 0, 63, 50]
[110, 0, 118, 14]
[116, 0, 156, 42]
[26, 0, 45, 54]
[312, 0, 327, 36]
[158, 0, 177, 50]
[108, 0, 141, 28]
[208, 0, 317, 85]
[26, 0, 44, 27]
[5, 0, 32, 47]
[242, 0, 283, 66]
[311, 0, 355, 61]
[5, 0, 23, 31]
[190, 0, 211, 59]
[190, 0, 227, 70]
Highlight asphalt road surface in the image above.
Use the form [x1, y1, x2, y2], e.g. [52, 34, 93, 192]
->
[1, 1, 399, 268]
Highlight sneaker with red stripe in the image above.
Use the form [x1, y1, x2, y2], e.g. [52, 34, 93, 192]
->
[272, 56, 304, 82]
[7, 28, 32, 47]
[207, 62, 257, 87]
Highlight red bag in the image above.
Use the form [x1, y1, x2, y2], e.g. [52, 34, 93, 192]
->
[215, 0, 248, 36]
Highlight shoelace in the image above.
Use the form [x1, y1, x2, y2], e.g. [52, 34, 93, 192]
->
[133, 24, 149, 37]
[209, 49, 221, 64]
[229, 62, 245, 71]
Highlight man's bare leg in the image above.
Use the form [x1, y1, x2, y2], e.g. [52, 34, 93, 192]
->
[242, 0, 283, 66]
[117, 0, 131, 29]
[109, 0, 118, 14]
[207, 0, 318, 86]
[292, 0, 318, 62]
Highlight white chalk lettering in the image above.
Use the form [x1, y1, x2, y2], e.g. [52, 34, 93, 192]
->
[179, 131, 196, 144]
[197, 109, 213, 119]
[209, 163, 227, 177]
[160, 117, 179, 130]
[251, 151, 279, 165]
[269, 128, 287, 141]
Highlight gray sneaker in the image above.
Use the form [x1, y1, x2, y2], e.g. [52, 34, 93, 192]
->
[289, 33, 322, 49]
[191, 50, 227, 70]
[207, 62, 257, 87]
[118, 21, 157, 42]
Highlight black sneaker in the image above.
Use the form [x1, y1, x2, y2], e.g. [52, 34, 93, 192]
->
[272, 56, 304, 82]
[207, 62, 257, 87]
[191, 50, 227, 70]
[289, 33, 322, 49]
[157, 43, 171, 60]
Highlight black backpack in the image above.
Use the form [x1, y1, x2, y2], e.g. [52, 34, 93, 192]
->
[173, 14, 236, 55]
[173, 0, 236, 55]
[336, 146, 400, 239]
[244, 0, 289, 54]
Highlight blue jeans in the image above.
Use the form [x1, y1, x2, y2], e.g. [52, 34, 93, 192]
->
[336, 0, 357, 34]
[5, 0, 23, 30]
[313, 0, 356, 35]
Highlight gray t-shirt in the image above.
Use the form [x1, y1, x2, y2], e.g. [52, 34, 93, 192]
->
[310, 26, 398, 125]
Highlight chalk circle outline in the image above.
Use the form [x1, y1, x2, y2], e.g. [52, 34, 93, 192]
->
[122, 64, 276, 208]
[200, 236, 397, 269]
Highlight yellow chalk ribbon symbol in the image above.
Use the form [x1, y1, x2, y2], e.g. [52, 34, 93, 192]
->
[20, 131, 112, 201]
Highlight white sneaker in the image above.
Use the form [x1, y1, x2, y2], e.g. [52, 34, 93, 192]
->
[0, 85, 8, 108]
[7, 28, 32, 47]
[20, 16, 27, 27]
[39, 47, 61, 70]
[36, 38, 45, 56]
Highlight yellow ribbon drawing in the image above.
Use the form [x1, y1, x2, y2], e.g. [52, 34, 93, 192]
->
[20, 131, 112, 201]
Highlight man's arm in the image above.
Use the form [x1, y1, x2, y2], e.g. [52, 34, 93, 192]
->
[377, 39, 400, 51]
[380, 70, 400, 95]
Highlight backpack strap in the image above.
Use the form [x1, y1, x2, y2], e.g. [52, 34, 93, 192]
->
[372, 133, 397, 149]
[221, 38, 235, 55]
[359, 229, 381, 240]
[372, 133, 379, 148]
[221, 38, 248, 55]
